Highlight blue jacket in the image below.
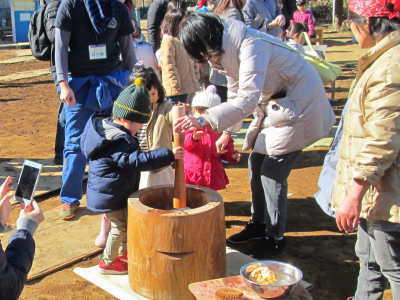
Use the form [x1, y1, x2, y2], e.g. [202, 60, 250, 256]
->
[81, 114, 175, 212]
[68, 69, 131, 112]
[0, 230, 35, 300]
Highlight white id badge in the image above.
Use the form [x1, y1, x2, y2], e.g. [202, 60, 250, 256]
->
[89, 44, 107, 60]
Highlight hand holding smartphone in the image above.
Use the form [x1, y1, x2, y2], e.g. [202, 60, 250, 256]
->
[15, 160, 42, 207]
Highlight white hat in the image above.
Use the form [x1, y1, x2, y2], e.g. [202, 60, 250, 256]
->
[191, 85, 221, 108]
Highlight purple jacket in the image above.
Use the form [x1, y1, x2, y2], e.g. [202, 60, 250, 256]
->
[291, 9, 315, 37]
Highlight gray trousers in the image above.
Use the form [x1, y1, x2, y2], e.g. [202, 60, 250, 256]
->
[248, 151, 300, 239]
[355, 219, 400, 300]
[102, 208, 127, 265]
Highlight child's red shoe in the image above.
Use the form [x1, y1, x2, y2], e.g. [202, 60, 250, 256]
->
[117, 252, 128, 263]
[98, 257, 128, 275]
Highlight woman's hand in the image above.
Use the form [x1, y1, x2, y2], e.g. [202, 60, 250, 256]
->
[216, 132, 231, 154]
[0, 176, 12, 199]
[174, 115, 203, 132]
[0, 176, 13, 226]
[274, 14, 286, 27]
[0, 194, 12, 226]
[335, 179, 369, 233]
[19, 201, 44, 225]
[59, 80, 76, 106]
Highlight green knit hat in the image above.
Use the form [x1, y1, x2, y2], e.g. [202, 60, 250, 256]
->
[112, 84, 151, 123]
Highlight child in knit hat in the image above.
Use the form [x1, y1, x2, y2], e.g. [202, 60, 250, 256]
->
[183, 86, 240, 191]
[80, 83, 183, 275]
[93, 65, 174, 249]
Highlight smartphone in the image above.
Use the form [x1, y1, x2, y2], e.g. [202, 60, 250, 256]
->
[15, 160, 42, 206]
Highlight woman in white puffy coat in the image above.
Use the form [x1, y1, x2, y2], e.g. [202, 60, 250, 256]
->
[176, 13, 335, 256]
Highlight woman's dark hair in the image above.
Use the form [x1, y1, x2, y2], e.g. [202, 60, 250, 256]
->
[288, 22, 308, 35]
[213, 0, 245, 15]
[161, 1, 187, 37]
[348, 10, 400, 37]
[131, 65, 165, 103]
[179, 13, 225, 62]
[369, 17, 400, 36]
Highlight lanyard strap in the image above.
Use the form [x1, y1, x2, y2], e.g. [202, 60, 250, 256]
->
[253, 34, 324, 61]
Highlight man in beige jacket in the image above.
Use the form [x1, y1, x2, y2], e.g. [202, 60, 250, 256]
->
[329, 1, 400, 299]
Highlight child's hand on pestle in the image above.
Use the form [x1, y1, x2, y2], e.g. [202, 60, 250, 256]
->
[173, 147, 184, 160]
[193, 130, 204, 141]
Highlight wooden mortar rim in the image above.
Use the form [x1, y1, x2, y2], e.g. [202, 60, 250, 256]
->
[128, 184, 223, 217]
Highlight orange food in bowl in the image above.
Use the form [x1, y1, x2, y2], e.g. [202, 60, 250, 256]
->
[248, 266, 277, 285]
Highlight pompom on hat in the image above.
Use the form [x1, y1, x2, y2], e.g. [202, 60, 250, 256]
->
[191, 85, 221, 108]
[112, 83, 151, 124]
[349, 0, 400, 19]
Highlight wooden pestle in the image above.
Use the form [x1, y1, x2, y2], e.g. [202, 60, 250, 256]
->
[172, 105, 187, 208]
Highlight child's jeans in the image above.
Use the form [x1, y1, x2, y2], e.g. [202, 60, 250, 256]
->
[102, 208, 127, 265]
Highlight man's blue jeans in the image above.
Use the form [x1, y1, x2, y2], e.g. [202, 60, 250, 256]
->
[248, 151, 300, 238]
[355, 219, 400, 300]
[54, 103, 65, 161]
[60, 98, 93, 205]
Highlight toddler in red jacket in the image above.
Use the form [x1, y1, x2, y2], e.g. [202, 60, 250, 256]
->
[184, 86, 240, 190]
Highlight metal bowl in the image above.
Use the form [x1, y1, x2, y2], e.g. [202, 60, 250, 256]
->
[239, 260, 303, 299]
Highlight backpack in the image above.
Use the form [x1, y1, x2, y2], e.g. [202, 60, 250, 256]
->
[28, 0, 60, 61]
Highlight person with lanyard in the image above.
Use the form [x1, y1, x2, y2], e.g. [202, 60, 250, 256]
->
[176, 13, 334, 256]
[55, 0, 136, 220]
[318, 1, 400, 299]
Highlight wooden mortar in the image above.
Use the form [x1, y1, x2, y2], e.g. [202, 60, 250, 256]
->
[127, 185, 226, 300]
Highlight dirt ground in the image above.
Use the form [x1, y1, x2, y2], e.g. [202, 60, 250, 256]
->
[0, 29, 392, 300]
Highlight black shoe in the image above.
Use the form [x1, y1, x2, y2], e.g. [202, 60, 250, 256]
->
[251, 237, 286, 259]
[227, 222, 266, 245]
[53, 156, 63, 165]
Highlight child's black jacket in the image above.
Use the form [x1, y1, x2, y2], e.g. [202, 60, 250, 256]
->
[81, 114, 174, 212]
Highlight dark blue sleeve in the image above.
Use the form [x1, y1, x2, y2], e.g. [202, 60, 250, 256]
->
[117, 3, 134, 36]
[146, 0, 167, 50]
[55, 0, 75, 31]
[0, 230, 35, 300]
[112, 147, 175, 171]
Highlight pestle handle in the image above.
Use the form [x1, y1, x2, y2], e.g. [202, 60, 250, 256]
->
[172, 105, 187, 208]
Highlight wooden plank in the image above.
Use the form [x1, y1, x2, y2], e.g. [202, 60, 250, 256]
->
[28, 248, 102, 281]
[0, 68, 50, 82]
[3, 195, 102, 280]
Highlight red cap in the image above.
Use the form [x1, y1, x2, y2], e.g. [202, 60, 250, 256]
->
[349, 0, 400, 19]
